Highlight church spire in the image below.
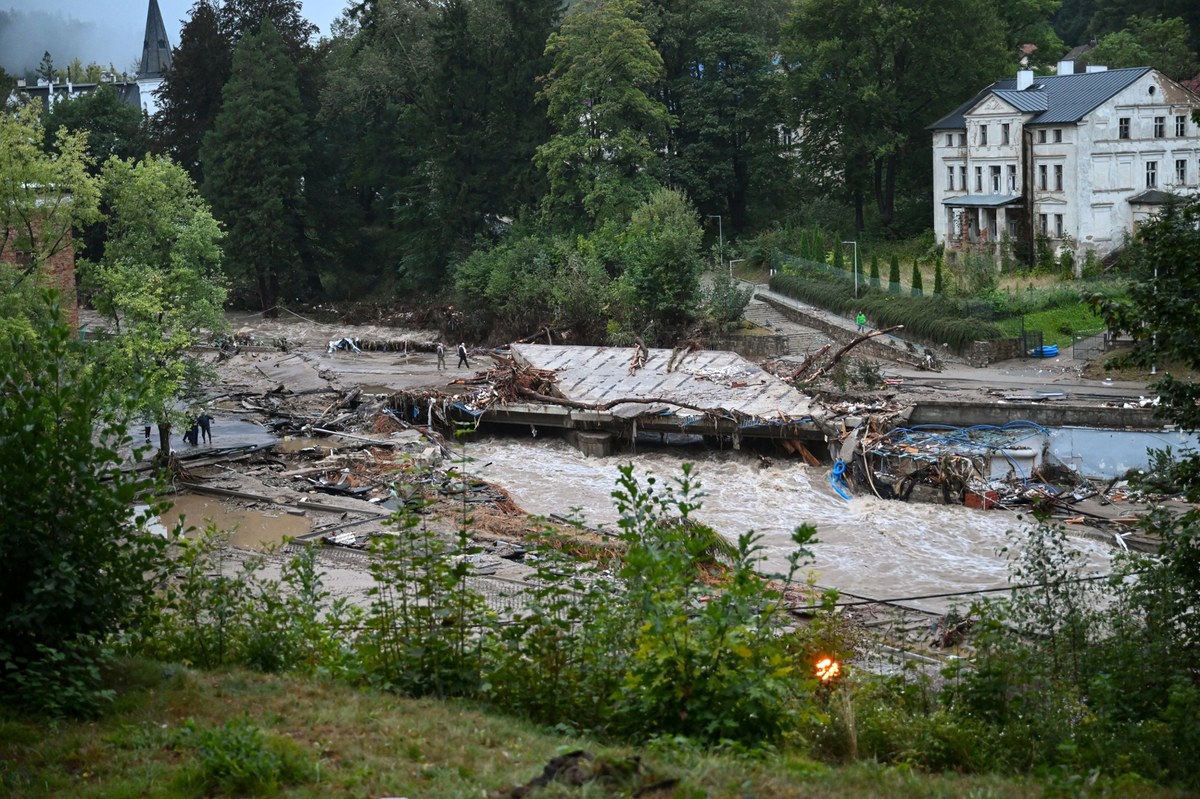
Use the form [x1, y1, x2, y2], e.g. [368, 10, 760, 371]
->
[138, 0, 173, 79]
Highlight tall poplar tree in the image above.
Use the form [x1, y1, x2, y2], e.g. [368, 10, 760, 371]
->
[202, 20, 308, 312]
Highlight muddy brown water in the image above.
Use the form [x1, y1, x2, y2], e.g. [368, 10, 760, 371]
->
[461, 437, 1112, 613]
[157, 494, 312, 550]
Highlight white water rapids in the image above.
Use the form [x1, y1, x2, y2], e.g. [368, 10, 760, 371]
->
[463, 436, 1113, 613]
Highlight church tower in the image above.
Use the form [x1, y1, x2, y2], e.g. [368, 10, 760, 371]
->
[136, 0, 172, 115]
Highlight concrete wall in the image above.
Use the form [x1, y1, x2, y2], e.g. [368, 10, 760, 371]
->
[1048, 426, 1200, 479]
[708, 332, 789, 358]
[908, 399, 1160, 430]
[757, 295, 927, 367]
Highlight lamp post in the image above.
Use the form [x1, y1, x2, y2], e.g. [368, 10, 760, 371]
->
[841, 240, 859, 298]
[708, 214, 723, 267]
[729, 258, 745, 279]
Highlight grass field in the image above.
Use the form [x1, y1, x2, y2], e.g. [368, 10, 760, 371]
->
[8, 658, 1177, 799]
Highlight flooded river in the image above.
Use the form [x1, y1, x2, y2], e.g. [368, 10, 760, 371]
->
[464, 436, 1112, 613]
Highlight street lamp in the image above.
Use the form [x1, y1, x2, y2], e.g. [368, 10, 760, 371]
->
[729, 258, 745, 278]
[841, 240, 859, 298]
[708, 214, 723, 267]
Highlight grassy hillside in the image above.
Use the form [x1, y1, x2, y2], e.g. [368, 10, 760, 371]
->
[4, 658, 1170, 799]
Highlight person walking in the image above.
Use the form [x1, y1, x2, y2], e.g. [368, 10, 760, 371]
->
[196, 409, 213, 445]
[457, 342, 470, 368]
[436, 342, 446, 370]
[855, 311, 867, 333]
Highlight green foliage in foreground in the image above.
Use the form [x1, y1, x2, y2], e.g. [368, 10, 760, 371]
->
[0, 296, 167, 717]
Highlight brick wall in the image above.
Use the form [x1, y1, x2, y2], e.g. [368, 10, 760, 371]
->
[1, 227, 78, 328]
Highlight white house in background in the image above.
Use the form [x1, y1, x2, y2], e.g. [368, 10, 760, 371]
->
[929, 64, 1200, 266]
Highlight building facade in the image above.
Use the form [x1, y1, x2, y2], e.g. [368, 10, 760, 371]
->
[930, 65, 1200, 266]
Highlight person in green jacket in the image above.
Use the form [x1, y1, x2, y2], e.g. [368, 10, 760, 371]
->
[855, 311, 867, 333]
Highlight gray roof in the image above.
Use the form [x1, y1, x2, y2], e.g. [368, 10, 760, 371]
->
[942, 194, 1023, 207]
[929, 67, 1150, 130]
[139, 0, 173, 79]
[1127, 189, 1185, 205]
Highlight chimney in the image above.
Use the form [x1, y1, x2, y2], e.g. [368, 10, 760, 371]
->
[1017, 69, 1034, 90]
[1057, 60, 1074, 76]
[1086, 65, 1108, 73]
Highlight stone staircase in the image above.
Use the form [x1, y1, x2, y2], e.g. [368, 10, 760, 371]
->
[743, 298, 836, 357]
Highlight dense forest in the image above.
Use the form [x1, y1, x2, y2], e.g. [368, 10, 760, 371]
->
[12, 0, 1200, 341]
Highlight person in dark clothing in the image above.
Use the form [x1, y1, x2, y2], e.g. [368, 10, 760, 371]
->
[196, 410, 213, 445]
[184, 420, 200, 446]
[457, 342, 470, 368]
[436, 342, 446, 370]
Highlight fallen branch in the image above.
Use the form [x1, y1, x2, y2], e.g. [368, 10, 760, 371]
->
[805, 326, 904, 383]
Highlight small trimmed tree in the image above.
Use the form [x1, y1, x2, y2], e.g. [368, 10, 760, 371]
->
[910, 260, 923, 296]
[934, 258, 945, 294]
[869, 252, 880, 287]
[888, 253, 901, 294]
[832, 238, 844, 271]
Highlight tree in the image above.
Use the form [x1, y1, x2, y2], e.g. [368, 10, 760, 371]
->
[888, 253, 901, 294]
[202, 20, 308, 312]
[616, 187, 704, 337]
[781, 0, 1011, 230]
[0, 103, 100, 293]
[536, 0, 672, 228]
[910, 260, 923, 296]
[934, 258, 944, 294]
[35, 51, 54, 82]
[1088, 15, 1198, 81]
[84, 156, 227, 455]
[650, 0, 795, 231]
[869, 252, 880, 288]
[43, 84, 151, 167]
[153, 0, 231, 182]
[0, 295, 167, 716]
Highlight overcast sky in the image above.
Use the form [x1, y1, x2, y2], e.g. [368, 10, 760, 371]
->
[1, 1, 350, 74]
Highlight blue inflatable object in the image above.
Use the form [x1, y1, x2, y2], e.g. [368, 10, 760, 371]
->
[1029, 344, 1059, 358]
[829, 460, 851, 500]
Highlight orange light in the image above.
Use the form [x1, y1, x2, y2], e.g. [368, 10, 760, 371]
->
[815, 657, 841, 683]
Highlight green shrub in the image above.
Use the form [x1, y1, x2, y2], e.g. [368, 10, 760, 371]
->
[0, 294, 168, 717]
[910, 261, 923, 296]
[869, 253, 880, 288]
[175, 716, 312, 795]
[933, 259, 944, 295]
[887, 254, 901, 294]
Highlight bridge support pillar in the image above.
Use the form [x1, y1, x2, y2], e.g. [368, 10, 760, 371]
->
[568, 430, 614, 458]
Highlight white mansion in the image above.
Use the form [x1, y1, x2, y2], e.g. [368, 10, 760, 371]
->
[930, 65, 1200, 264]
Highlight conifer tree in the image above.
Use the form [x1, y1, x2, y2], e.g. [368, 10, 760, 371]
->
[934, 258, 944, 294]
[888, 253, 901, 294]
[202, 20, 307, 313]
[911, 260, 923, 296]
[870, 252, 880, 287]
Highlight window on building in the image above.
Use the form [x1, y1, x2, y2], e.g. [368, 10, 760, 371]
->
[959, 133, 967, 146]
[959, 165, 967, 190]
[1176, 115, 1186, 137]
[1176, 159, 1187, 185]
[947, 165, 955, 188]
[1154, 116, 1165, 138]
[1038, 129, 1047, 143]
[979, 125, 988, 146]
[1146, 161, 1158, 188]
[975, 166, 983, 192]
[1054, 164, 1063, 191]
[1007, 217, 1018, 238]
[990, 165, 1002, 192]
[946, 133, 954, 147]
[1054, 214, 1064, 237]
[1007, 164, 1017, 191]
[1038, 163, 1048, 190]
[1053, 128, 1062, 143]
[1119, 117, 1130, 139]
[1001, 123, 1010, 145]
[1039, 213, 1048, 234]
